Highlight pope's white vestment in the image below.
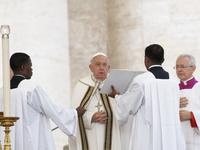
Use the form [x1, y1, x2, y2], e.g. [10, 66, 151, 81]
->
[68, 75, 121, 150]
[115, 71, 185, 150]
[180, 81, 200, 150]
[0, 79, 78, 150]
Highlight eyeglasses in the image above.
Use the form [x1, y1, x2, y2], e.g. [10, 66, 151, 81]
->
[173, 66, 193, 70]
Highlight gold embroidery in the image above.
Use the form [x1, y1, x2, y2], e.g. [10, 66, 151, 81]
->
[79, 86, 113, 150]
[101, 94, 113, 150]
[79, 86, 94, 150]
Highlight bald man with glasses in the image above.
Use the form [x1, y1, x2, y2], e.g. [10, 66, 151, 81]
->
[175, 54, 200, 150]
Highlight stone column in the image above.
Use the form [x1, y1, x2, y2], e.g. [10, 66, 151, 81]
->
[0, 0, 70, 149]
[107, 0, 145, 71]
[68, 0, 108, 90]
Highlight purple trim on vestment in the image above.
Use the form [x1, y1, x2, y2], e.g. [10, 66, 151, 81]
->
[179, 77, 198, 90]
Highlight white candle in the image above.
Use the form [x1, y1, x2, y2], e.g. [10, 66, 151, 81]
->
[1, 25, 11, 117]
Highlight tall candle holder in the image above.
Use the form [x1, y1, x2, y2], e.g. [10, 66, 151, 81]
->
[0, 112, 2, 150]
[0, 116, 19, 150]
[0, 25, 19, 150]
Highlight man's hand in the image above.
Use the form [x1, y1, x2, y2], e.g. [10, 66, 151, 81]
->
[76, 106, 86, 118]
[91, 110, 108, 124]
[179, 110, 191, 121]
[108, 85, 120, 98]
[180, 97, 188, 108]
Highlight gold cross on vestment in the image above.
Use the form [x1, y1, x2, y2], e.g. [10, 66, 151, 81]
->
[95, 102, 103, 111]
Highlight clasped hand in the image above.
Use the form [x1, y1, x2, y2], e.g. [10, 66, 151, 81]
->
[179, 97, 191, 121]
[179, 110, 191, 121]
[92, 110, 108, 124]
[180, 97, 188, 108]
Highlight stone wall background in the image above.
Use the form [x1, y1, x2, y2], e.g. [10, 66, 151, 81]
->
[69, 0, 200, 92]
[68, 0, 108, 90]
[1, 0, 200, 149]
[0, 0, 70, 149]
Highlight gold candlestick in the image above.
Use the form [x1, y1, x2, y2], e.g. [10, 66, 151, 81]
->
[0, 116, 19, 150]
[0, 112, 3, 150]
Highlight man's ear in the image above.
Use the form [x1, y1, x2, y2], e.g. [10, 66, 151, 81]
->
[108, 65, 110, 70]
[192, 65, 196, 73]
[21, 65, 26, 71]
[89, 64, 93, 72]
[162, 58, 165, 64]
[145, 56, 150, 63]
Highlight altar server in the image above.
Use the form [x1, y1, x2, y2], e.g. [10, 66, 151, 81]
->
[109, 44, 185, 150]
[0, 52, 86, 150]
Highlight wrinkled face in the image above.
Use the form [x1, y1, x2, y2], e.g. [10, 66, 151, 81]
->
[23, 58, 33, 79]
[176, 56, 196, 81]
[89, 55, 110, 81]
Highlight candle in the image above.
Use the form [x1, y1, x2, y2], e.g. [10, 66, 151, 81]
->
[1, 25, 11, 117]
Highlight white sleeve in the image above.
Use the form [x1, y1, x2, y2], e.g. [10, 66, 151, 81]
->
[193, 110, 200, 134]
[115, 80, 144, 126]
[189, 91, 200, 134]
[28, 86, 78, 138]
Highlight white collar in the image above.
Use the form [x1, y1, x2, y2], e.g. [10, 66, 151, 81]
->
[148, 65, 162, 70]
[14, 74, 26, 79]
[91, 74, 106, 84]
[182, 76, 193, 86]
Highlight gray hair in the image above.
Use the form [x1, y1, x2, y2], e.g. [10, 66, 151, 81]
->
[177, 54, 196, 66]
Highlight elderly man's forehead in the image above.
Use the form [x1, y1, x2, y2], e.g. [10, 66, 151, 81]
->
[94, 55, 108, 61]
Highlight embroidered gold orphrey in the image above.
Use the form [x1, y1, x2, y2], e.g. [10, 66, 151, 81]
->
[79, 86, 113, 150]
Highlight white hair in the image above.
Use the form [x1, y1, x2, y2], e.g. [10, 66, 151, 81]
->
[177, 54, 196, 66]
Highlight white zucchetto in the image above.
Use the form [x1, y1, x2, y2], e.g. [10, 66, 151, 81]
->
[90, 52, 108, 63]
